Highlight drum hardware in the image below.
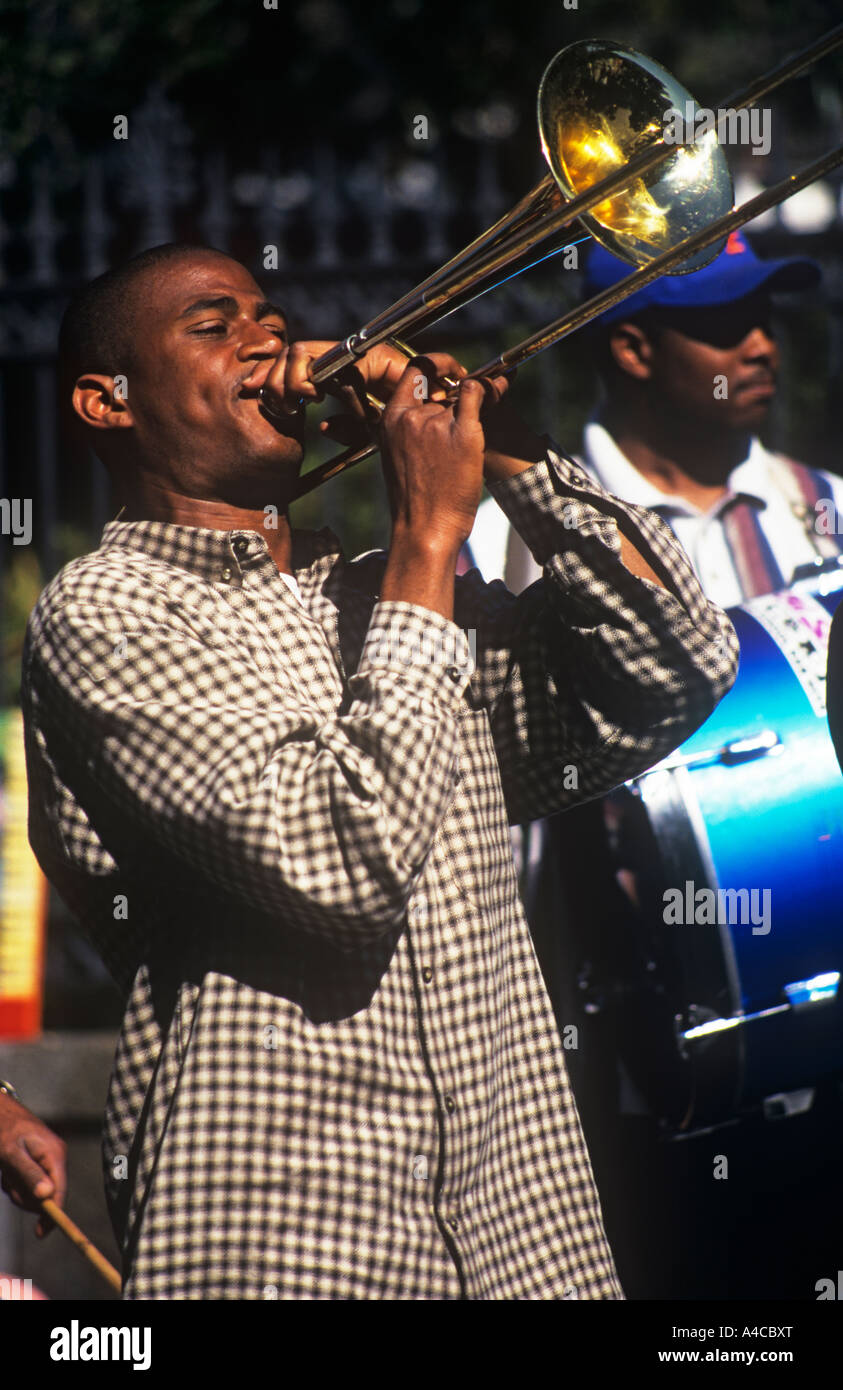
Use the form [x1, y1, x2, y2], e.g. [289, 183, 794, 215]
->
[678, 970, 840, 1046]
[783, 970, 841, 1008]
[761, 1089, 815, 1121]
[634, 729, 783, 777]
[792, 555, 843, 585]
[574, 958, 650, 1016]
[598, 575, 843, 1136]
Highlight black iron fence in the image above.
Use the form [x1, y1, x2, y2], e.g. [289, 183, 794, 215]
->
[1, 84, 842, 587]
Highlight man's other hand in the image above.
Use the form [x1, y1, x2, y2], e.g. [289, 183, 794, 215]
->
[258, 339, 472, 447]
[0, 1093, 66, 1238]
[379, 355, 491, 550]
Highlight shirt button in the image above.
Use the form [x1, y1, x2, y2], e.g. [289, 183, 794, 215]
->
[421, 966, 433, 984]
[221, 567, 232, 582]
[444, 1094, 456, 1115]
[234, 538, 248, 555]
[445, 666, 462, 683]
[446, 1217, 459, 1233]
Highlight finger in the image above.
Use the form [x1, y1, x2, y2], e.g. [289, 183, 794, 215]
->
[53, 1157, 66, 1212]
[476, 370, 513, 407]
[383, 356, 440, 416]
[34, 1203, 55, 1236]
[257, 346, 295, 416]
[260, 342, 324, 416]
[323, 369, 374, 422]
[5, 1185, 44, 1215]
[453, 377, 486, 429]
[356, 343, 414, 396]
[410, 353, 467, 401]
[350, 341, 464, 395]
[423, 353, 468, 385]
[24, 1134, 65, 1209]
[284, 341, 332, 403]
[2, 1148, 53, 1206]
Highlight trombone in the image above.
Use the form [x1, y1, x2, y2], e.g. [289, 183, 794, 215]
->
[269, 25, 843, 499]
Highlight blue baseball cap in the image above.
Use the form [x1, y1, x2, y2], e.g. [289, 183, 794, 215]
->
[583, 230, 821, 325]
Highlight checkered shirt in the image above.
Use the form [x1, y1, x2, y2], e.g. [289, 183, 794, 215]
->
[21, 446, 738, 1300]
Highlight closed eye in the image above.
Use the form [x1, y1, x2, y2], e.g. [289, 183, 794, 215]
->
[189, 322, 287, 340]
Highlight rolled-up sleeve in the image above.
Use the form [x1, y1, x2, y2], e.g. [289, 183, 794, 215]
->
[455, 445, 740, 823]
[24, 591, 474, 950]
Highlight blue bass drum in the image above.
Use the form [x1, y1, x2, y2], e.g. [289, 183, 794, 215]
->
[606, 564, 843, 1135]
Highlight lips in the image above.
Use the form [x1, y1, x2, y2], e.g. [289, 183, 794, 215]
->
[735, 374, 776, 396]
[237, 364, 273, 397]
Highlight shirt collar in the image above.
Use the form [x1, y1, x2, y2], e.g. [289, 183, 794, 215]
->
[582, 420, 769, 518]
[725, 437, 778, 505]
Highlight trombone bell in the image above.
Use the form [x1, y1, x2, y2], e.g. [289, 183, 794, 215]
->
[539, 40, 734, 272]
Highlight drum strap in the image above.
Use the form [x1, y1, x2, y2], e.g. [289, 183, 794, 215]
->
[721, 501, 786, 598]
[767, 454, 843, 562]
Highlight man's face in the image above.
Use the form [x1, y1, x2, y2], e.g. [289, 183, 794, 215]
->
[116, 252, 306, 504]
[635, 291, 780, 433]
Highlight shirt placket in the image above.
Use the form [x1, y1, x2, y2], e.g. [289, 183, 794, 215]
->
[405, 881, 470, 1294]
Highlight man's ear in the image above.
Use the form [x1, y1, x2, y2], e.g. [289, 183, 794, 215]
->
[607, 322, 655, 382]
[71, 374, 135, 430]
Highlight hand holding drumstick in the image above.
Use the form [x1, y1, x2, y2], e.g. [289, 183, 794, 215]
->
[0, 1087, 120, 1293]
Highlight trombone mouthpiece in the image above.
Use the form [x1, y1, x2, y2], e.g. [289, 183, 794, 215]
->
[258, 386, 287, 419]
[259, 387, 307, 418]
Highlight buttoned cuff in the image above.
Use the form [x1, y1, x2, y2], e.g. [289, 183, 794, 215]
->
[352, 600, 474, 712]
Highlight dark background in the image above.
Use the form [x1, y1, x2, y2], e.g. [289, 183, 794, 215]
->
[0, 0, 841, 1302]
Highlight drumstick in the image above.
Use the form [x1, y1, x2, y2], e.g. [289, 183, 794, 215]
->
[40, 1198, 122, 1294]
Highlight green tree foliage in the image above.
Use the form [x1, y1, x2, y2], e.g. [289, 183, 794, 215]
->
[2, 0, 840, 161]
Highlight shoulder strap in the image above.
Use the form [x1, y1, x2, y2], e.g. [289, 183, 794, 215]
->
[766, 453, 843, 560]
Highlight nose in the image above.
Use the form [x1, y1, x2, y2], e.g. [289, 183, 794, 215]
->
[740, 323, 778, 364]
[236, 321, 286, 361]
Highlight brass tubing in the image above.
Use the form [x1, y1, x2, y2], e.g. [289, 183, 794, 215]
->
[291, 143, 843, 500]
[308, 27, 843, 389]
[307, 139, 683, 385]
[470, 144, 843, 379]
[718, 21, 843, 113]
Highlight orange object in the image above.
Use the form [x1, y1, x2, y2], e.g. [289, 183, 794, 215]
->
[0, 709, 47, 1039]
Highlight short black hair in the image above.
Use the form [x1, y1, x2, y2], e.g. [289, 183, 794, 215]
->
[58, 241, 225, 396]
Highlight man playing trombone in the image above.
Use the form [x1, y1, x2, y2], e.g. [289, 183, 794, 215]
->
[20, 240, 738, 1299]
